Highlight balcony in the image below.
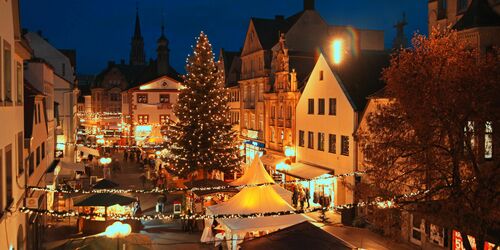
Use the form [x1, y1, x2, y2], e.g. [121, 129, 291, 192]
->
[277, 119, 284, 127]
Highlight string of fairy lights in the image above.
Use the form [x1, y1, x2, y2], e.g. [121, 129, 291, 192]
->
[26, 171, 365, 194]
[19, 189, 428, 221]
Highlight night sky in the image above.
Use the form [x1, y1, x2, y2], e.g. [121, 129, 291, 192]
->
[20, 0, 428, 75]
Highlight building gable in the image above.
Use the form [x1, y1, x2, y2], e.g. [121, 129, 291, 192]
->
[241, 21, 264, 56]
[284, 11, 330, 52]
[137, 75, 183, 91]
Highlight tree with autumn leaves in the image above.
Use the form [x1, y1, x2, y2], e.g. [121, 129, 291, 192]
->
[357, 28, 500, 249]
[166, 32, 241, 179]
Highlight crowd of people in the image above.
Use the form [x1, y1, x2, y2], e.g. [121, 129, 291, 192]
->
[291, 184, 310, 210]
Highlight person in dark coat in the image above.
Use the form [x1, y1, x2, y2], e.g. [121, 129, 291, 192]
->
[292, 187, 298, 208]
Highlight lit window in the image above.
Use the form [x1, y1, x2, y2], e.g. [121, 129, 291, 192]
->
[160, 115, 169, 124]
[485, 121, 493, 159]
[138, 115, 149, 124]
[137, 94, 148, 103]
[341, 135, 349, 156]
[160, 94, 170, 103]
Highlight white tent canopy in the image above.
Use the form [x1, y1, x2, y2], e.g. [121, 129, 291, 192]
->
[78, 146, 100, 157]
[201, 155, 309, 248]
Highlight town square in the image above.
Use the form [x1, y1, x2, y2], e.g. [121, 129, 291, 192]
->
[0, 0, 498, 249]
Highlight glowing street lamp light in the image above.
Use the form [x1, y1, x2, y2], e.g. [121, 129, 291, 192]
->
[332, 39, 343, 65]
[103, 221, 131, 250]
[100, 157, 112, 165]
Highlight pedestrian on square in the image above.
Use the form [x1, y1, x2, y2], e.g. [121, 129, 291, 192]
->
[292, 186, 298, 208]
[299, 187, 306, 210]
[305, 187, 310, 208]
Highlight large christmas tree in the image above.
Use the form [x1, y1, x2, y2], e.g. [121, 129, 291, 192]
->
[166, 31, 241, 178]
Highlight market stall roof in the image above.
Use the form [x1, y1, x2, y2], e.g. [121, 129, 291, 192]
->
[260, 153, 286, 167]
[284, 162, 333, 180]
[74, 193, 136, 207]
[185, 179, 238, 196]
[230, 154, 274, 186]
[92, 179, 119, 189]
[240, 221, 355, 250]
[78, 146, 100, 157]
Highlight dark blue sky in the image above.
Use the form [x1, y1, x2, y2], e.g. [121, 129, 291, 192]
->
[20, 0, 428, 75]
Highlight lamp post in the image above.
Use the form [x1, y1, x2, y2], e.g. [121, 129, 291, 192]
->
[103, 221, 131, 250]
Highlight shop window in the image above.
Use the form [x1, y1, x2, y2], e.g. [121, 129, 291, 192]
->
[16, 62, 22, 105]
[318, 132, 325, 151]
[341, 135, 349, 156]
[299, 130, 305, 147]
[329, 98, 336, 115]
[457, 0, 468, 14]
[138, 115, 149, 124]
[137, 94, 148, 103]
[485, 121, 493, 159]
[308, 131, 314, 149]
[17, 132, 23, 175]
[6, 145, 13, 207]
[160, 115, 169, 124]
[36, 146, 41, 167]
[318, 99, 325, 115]
[4, 41, 12, 103]
[308, 99, 314, 114]
[160, 94, 170, 103]
[328, 134, 336, 153]
[437, 0, 447, 19]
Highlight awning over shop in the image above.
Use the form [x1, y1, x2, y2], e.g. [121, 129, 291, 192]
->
[74, 193, 136, 207]
[59, 161, 86, 172]
[284, 162, 333, 180]
[78, 146, 100, 157]
[260, 153, 286, 167]
[92, 179, 119, 189]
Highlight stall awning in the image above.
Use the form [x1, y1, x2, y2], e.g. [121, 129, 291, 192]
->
[78, 146, 100, 157]
[260, 153, 286, 167]
[74, 193, 136, 207]
[284, 162, 333, 180]
[59, 161, 86, 172]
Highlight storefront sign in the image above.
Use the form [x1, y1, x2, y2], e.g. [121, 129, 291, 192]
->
[452, 230, 495, 250]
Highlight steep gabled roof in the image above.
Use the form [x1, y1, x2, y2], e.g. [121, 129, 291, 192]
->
[453, 0, 500, 30]
[251, 17, 290, 50]
[325, 50, 391, 111]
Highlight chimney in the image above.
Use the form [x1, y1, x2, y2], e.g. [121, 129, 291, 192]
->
[304, 0, 315, 10]
[275, 15, 285, 21]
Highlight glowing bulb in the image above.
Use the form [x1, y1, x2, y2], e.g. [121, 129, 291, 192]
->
[333, 39, 343, 65]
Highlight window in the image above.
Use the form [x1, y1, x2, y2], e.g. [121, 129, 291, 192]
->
[341, 135, 349, 156]
[329, 98, 337, 115]
[160, 94, 170, 103]
[36, 146, 41, 167]
[270, 128, 275, 142]
[4, 41, 12, 103]
[485, 121, 493, 159]
[457, 0, 468, 13]
[280, 129, 284, 143]
[271, 106, 275, 118]
[308, 131, 314, 149]
[138, 115, 149, 124]
[329, 134, 336, 153]
[308, 99, 314, 114]
[318, 99, 325, 115]
[6, 145, 13, 207]
[160, 114, 169, 124]
[16, 62, 22, 104]
[299, 130, 305, 147]
[318, 132, 325, 151]
[28, 152, 34, 176]
[37, 103, 41, 123]
[41, 142, 46, 160]
[17, 132, 23, 175]
[319, 70, 324, 81]
[437, 0, 447, 19]
[137, 94, 148, 103]
[258, 82, 264, 101]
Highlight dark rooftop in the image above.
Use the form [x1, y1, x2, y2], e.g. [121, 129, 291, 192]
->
[453, 0, 500, 31]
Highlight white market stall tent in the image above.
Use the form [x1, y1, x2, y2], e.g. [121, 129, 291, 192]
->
[201, 154, 309, 249]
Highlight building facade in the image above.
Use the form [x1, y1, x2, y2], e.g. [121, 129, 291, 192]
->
[0, 0, 31, 249]
[218, 49, 241, 132]
[24, 31, 78, 161]
[294, 49, 388, 208]
[122, 75, 182, 145]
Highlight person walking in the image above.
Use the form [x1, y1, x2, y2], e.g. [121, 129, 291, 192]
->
[299, 187, 306, 210]
[292, 186, 298, 208]
[305, 187, 311, 208]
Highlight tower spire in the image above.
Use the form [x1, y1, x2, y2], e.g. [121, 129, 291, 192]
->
[130, 6, 146, 65]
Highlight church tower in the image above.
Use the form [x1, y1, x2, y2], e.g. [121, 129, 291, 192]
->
[130, 8, 146, 66]
[156, 20, 170, 76]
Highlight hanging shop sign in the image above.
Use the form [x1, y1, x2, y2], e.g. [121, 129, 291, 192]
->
[452, 230, 495, 250]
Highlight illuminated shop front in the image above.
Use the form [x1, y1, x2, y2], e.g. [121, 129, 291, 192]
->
[242, 140, 264, 164]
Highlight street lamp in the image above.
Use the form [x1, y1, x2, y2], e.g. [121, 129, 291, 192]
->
[103, 221, 131, 250]
[332, 39, 344, 65]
